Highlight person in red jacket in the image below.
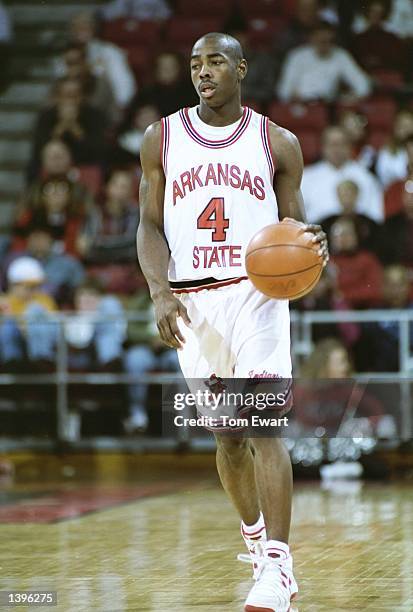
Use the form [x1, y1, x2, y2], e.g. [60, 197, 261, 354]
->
[329, 217, 383, 308]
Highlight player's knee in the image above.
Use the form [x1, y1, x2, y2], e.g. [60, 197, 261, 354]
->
[215, 434, 249, 458]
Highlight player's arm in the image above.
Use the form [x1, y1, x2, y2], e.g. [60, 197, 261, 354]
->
[137, 122, 191, 349]
[268, 122, 329, 265]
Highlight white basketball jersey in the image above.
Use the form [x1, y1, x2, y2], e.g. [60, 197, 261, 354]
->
[161, 106, 279, 284]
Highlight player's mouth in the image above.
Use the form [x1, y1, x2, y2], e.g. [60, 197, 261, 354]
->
[199, 82, 217, 98]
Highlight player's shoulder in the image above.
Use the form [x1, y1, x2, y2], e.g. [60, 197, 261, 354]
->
[266, 120, 302, 164]
[140, 121, 163, 165]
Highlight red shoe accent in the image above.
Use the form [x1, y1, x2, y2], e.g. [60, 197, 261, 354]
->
[244, 607, 274, 612]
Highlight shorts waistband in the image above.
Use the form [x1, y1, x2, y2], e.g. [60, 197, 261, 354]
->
[170, 276, 248, 294]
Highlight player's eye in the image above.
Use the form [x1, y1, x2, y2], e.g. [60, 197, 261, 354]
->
[191, 64, 200, 70]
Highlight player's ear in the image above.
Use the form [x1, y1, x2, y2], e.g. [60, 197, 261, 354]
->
[237, 59, 248, 81]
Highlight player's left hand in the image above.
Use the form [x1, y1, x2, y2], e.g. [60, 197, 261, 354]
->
[281, 217, 329, 267]
[306, 223, 329, 267]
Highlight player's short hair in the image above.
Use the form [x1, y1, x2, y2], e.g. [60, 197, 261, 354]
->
[193, 32, 244, 64]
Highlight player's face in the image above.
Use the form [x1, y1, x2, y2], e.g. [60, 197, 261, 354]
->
[190, 41, 245, 108]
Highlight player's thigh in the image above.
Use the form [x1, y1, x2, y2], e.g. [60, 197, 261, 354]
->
[234, 304, 292, 378]
[175, 291, 235, 379]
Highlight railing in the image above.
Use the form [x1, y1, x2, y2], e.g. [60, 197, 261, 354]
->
[0, 309, 412, 445]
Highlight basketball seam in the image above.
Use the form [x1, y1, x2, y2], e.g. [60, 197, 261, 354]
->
[248, 263, 321, 278]
[246, 243, 317, 257]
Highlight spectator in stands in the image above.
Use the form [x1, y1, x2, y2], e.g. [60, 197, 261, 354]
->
[137, 51, 197, 117]
[376, 110, 413, 188]
[14, 176, 98, 258]
[302, 126, 384, 222]
[301, 337, 353, 379]
[297, 336, 385, 435]
[81, 169, 138, 263]
[351, 0, 406, 75]
[22, 139, 95, 212]
[339, 110, 377, 172]
[387, 0, 413, 38]
[123, 289, 179, 433]
[357, 265, 413, 372]
[321, 180, 380, 253]
[0, 1, 12, 93]
[64, 277, 126, 371]
[56, 12, 136, 110]
[295, 263, 362, 348]
[28, 78, 107, 183]
[60, 42, 118, 123]
[277, 0, 323, 57]
[353, 0, 413, 38]
[384, 136, 413, 218]
[329, 217, 383, 308]
[113, 104, 160, 165]
[100, 0, 171, 21]
[380, 160, 413, 266]
[224, 27, 278, 104]
[1, 225, 85, 306]
[0, 257, 58, 371]
[277, 21, 371, 103]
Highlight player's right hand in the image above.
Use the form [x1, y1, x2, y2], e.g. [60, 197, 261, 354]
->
[153, 292, 191, 350]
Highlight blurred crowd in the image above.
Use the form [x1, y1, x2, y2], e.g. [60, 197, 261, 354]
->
[1, 0, 413, 432]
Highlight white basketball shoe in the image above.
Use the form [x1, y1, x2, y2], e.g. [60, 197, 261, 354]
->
[244, 542, 298, 612]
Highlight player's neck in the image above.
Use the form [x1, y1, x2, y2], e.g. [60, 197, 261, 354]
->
[197, 98, 244, 127]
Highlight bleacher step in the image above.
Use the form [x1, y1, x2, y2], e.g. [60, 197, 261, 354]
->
[0, 170, 26, 194]
[0, 141, 31, 164]
[0, 83, 50, 105]
[0, 111, 36, 134]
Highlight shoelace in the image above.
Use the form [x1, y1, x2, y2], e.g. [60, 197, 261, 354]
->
[237, 541, 265, 579]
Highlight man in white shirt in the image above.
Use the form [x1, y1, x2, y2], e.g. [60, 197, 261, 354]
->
[278, 21, 371, 103]
[301, 126, 384, 223]
[55, 12, 136, 110]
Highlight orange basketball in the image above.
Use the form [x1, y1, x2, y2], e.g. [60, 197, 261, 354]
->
[246, 220, 323, 300]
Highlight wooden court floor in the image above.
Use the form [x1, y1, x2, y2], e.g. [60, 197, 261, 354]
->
[1, 466, 413, 611]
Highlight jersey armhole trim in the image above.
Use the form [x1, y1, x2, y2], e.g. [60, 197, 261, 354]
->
[261, 116, 276, 178]
[160, 117, 170, 173]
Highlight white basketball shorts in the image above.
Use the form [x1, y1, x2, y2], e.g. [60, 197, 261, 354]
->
[175, 278, 291, 380]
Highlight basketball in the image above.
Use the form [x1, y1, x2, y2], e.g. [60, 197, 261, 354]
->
[245, 219, 323, 300]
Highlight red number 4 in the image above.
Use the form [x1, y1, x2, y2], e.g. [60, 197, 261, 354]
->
[197, 197, 229, 242]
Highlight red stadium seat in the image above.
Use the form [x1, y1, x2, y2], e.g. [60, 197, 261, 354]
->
[281, 0, 297, 16]
[295, 130, 321, 164]
[239, 0, 282, 17]
[247, 17, 286, 47]
[267, 102, 329, 131]
[367, 130, 389, 150]
[102, 19, 161, 47]
[176, 0, 231, 17]
[127, 46, 154, 82]
[360, 97, 397, 131]
[372, 69, 404, 90]
[166, 17, 224, 45]
[75, 165, 103, 197]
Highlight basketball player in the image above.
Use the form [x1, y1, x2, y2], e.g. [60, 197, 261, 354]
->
[138, 33, 328, 612]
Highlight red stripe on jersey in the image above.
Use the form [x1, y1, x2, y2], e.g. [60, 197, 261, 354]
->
[265, 117, 277, 174]
[180, 107, 252, 149]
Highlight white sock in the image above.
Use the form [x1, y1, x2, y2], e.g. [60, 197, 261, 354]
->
[265, 539, 290, 560]
[241, 512, 267, 541]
